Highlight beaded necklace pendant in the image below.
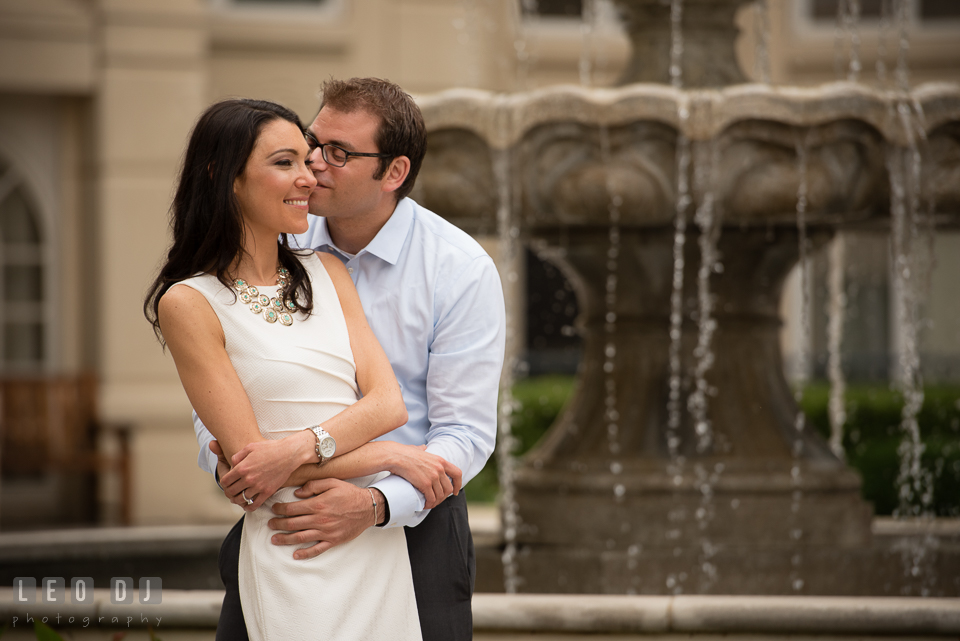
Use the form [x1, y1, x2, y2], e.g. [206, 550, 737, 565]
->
[233, 266, 295, 326]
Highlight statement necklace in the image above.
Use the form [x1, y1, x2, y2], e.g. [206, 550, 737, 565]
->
[233, 266, 297, 326]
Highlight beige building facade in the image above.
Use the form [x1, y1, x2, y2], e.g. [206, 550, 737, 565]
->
[0, 0, 958, 527]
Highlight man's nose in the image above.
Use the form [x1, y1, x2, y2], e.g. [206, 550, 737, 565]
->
[307, 146, 327, 169]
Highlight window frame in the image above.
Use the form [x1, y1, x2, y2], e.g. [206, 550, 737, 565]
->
[0, 165, 52, 373]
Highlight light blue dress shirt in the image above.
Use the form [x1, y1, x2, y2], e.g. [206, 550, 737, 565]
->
[193, 197, 506, 527]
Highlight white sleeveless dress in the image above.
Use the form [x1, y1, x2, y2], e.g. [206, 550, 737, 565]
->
[174, 253, 421, 641]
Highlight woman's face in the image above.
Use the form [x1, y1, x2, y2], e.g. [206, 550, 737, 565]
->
[233, 118, 317, 239]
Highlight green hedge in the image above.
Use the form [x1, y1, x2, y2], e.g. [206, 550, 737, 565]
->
[467, 376, 960, 517]
[466, 375, 576, 503]
[799, 383, 960, 517]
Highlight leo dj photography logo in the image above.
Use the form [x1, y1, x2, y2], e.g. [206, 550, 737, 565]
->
[13, 577, 162, 604]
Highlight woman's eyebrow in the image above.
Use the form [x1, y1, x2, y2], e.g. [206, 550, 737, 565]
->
[266, 147, 301, 158]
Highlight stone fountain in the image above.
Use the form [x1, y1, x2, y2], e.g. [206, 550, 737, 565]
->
[414, 0, 960, 595]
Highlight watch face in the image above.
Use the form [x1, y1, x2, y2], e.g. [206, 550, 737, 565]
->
[319, 437, 336, 459]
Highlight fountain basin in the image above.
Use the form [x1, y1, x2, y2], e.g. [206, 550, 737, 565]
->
[413, 79, 960, 595]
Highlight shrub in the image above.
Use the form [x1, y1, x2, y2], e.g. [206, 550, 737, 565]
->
[468, 376, 960, 518]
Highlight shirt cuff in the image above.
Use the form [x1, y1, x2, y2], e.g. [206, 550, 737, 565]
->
[370, 474, 428, 528]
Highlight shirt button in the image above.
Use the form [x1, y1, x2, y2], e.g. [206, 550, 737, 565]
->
[347, 267, 354, 274]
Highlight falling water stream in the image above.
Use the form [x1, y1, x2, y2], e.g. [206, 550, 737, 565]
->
[663, 0, 726, 594]
[579, 0, 598, 87]
[824, 0, 859, 460]
[836, 0, 863, 82]
[791, 136, 812, 593]
[689, 140, 720, 457]
[752, 0, 771, 84]
[827, 236, 848, 460]
[493, 143, 523, 594]
[663, 0, 692, 595]
[597, 123, 635, 589]
[887, 0, 937, 594]
[690, 138, 723, 592]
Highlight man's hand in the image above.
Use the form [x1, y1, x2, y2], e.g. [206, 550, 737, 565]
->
[268, 479, 379, 560]
[383, 442, 462, 509]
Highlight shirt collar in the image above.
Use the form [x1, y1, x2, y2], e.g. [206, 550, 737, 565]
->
[300, 198, 413, 265]
[361, 197, 413, 266]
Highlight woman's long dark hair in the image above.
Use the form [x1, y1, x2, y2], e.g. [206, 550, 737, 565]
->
[144, 99, 314, 344]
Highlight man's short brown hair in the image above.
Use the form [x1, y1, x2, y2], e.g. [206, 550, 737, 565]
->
[319, 77, 426, 201]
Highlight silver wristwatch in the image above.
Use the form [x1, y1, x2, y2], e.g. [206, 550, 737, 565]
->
[310, 425, 336, 466]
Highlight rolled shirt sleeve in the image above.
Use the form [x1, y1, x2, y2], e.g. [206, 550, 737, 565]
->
[194, 411, 219, 475]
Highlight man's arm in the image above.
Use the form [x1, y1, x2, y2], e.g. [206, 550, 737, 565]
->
[372, 254, 506, 527]
[194, 412, 220, 475]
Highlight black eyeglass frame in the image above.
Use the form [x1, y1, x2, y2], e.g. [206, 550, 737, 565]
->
[304, 132, 394, 168]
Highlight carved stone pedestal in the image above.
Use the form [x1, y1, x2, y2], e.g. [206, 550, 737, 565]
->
[509, 227, 873, 594]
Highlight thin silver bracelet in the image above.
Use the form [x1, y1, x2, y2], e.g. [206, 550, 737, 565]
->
[367, 487, 378, 526]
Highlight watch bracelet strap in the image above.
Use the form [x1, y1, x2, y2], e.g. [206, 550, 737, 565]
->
[310, 425, 325, 466]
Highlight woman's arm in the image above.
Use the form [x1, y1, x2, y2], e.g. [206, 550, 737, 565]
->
[159, 284, 318, 509]
[220, 253, 409, 504]
[285, 439, 462, 509]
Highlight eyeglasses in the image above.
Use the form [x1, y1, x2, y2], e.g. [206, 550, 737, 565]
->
[304, 132, 393, 168]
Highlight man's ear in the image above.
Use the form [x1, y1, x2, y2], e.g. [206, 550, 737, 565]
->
[380, 156, 411, 195]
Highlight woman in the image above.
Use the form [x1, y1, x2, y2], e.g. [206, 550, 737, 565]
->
[144, 99, 422, 640]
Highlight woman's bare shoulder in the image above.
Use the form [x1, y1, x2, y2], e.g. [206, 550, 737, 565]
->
[157, 283, 221, 337]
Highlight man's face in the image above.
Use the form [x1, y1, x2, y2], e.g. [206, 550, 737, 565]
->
[305, 107, 389, 223]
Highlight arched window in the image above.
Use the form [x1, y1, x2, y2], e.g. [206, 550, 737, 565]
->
[0, 159, 45, 371]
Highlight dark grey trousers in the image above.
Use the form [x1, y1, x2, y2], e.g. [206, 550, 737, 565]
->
[216, 491, 476, 641]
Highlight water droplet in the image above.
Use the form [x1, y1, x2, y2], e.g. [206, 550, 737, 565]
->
[793, 579, 804, 591]
[730, 498, 740, 509]
[610, 461, 623, 474]
[614, 484, 626, 497]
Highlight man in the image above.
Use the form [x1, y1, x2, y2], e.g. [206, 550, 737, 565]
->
[194, 77, 505, 641]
